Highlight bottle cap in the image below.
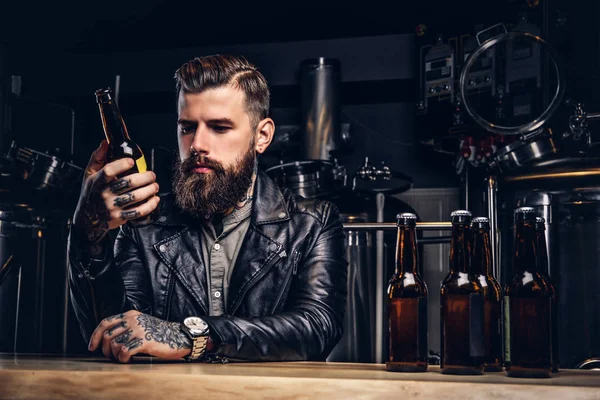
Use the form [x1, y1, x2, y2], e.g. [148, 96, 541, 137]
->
[535, 216, 546, 230]
[472, 217, 490, 230]
[397, 213, 417, 226]
[450, 209, 472, 224]
[95, 88, 113, 103]
[514, 206, 537, 222]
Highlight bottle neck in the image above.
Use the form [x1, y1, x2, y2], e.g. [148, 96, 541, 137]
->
[514, 220, 539, 273]
[471, 228, 492, 276]
[98, 100, 131, 144]
[395, 225, 418, 274]
[449, 224, 470, 273]
[535, 228, 549, 274]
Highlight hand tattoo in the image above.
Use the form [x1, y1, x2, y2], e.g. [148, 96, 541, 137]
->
[106, 313, 126, 322]
[136, 314, 192, 350]
[120, 210, 140, 220]
[113, 329, 133, 345]
[105, 321, 128, 336]
[82, 194, 110, 245]
[114, 193, 135, 207]
[125, 338, 143, 351]
[110, 178, 130, 193]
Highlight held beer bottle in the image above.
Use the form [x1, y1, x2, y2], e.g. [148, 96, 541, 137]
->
[504, 207, 555, 378]
[440, 210, 484, 375]
[95, 87, 156, 225]
[471, 217, 503, 372]
[386, 213, 428, 372]
[535, 217, 559, 373]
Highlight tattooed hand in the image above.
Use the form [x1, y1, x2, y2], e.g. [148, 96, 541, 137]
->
[72, 140, 160, 250]
[88, 310, 193, 363]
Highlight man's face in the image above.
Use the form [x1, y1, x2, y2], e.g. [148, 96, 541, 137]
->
[173, 86, 258, 217]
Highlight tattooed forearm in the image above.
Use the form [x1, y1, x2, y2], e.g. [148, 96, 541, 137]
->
[120, 210, 139, 220]
[136, 314, 192, 350]
[110, 178, 130, 193]
[81, 196, 110, 245]
[105, 321, 128, 336]
[113, 329, 133, 345]
[114, 193, 135, 207]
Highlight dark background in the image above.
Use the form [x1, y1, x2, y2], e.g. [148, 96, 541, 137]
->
[1, 0, 599, 362]
[3, 0, 594, 194]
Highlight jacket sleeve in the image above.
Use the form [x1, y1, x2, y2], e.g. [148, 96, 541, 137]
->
[203, 202, 348, 362]
[68, 224, 153, 343]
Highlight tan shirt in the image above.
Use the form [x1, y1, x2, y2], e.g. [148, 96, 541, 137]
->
[199, 200, 252, 316]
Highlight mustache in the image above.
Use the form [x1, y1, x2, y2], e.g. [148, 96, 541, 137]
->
[181, 154, 225, 173]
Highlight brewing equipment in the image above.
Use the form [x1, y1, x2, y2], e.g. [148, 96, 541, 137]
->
[0, 81, 84, 355]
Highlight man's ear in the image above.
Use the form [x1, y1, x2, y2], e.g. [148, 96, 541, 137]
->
[255, 118, 275, 154]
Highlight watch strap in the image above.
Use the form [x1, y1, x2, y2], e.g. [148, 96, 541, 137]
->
[187, 334, 209, 361]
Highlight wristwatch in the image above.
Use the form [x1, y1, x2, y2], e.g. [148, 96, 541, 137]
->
[181, 316, 210, 361]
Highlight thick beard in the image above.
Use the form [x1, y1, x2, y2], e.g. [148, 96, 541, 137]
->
[172, 145, 255, 219]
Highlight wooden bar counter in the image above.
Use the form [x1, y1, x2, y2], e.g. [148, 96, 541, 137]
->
[1, 353, 599, 400]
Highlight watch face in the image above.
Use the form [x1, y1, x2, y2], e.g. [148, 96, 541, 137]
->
[184, 316, 209, 336]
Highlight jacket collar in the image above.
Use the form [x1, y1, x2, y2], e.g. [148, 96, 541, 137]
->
[155, 169, 290, 227]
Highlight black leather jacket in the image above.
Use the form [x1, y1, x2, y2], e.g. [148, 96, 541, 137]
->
[68, 170, 348, 362]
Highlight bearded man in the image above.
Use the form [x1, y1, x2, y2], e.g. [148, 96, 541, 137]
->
[68, 54, 348, 363]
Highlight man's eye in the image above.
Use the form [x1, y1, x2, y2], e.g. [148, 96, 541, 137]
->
[212, 126, 229, 133]
[180, 126, 194, 134]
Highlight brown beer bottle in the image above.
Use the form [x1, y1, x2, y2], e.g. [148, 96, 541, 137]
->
[440, 210, 484, 375]
[535, 217, 559, 373]
[95, 88, 156, 226]
[471, 217, 503, 372]
[386, 213, 428, 372]
[505, 207, 555, 378]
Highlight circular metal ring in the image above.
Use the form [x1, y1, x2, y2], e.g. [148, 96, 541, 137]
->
[459, 31, 565, 135]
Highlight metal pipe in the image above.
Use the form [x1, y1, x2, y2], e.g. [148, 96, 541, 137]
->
[374, 193, 385, 364]
[486, 175, 499, 280]
[342, 222, 452, 231]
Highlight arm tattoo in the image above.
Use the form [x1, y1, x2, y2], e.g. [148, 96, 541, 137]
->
[110, 178, 131, 193]
[113, 329, 133, 345]
[125, 338, 143, 351]
[105, 321, 128, 336]
[136, 314, 192, 350]
[120, 210, 140, 220]
[114, 193, 135, 207]
[82, 195, 110, 245]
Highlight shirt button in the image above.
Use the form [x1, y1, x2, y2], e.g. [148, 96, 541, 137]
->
[268, 243, 277, 252]
[158, 216, 167, 222]
[214, 243, 221, 251]
[214, 291, 221, 298]
[278, 212, 286, 219]
[159, 244, 166, 252]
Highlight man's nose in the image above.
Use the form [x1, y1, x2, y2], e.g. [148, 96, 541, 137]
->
[190, 127, 210, 154]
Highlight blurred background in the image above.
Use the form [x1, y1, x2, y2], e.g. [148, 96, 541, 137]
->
[0, 0, 598, 370]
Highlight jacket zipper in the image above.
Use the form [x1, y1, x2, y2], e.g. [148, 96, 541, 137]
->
[271, 249, 301, 313]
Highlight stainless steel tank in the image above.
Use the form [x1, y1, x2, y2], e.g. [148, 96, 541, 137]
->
[498, 157, 600, 368]
[299, 57, 342, 160]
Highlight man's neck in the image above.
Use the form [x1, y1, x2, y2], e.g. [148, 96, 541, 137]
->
[220, 166, 257, 218]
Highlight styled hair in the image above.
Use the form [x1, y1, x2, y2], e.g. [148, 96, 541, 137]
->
[174, 54, 270, 129]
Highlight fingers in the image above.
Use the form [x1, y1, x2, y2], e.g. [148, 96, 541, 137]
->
[89, 312, 127, 352]
[114, 337, 145, 363]
[107, 171, 156, 195]
[111, 195, 160, 224]
[102, 321, 129, 358]
[86, 141, 108, 176]
[102, 158, 136, 183]
[111, 183, 159, 209]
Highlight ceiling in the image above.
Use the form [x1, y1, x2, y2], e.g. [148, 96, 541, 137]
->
[2, 1, 523, 54]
